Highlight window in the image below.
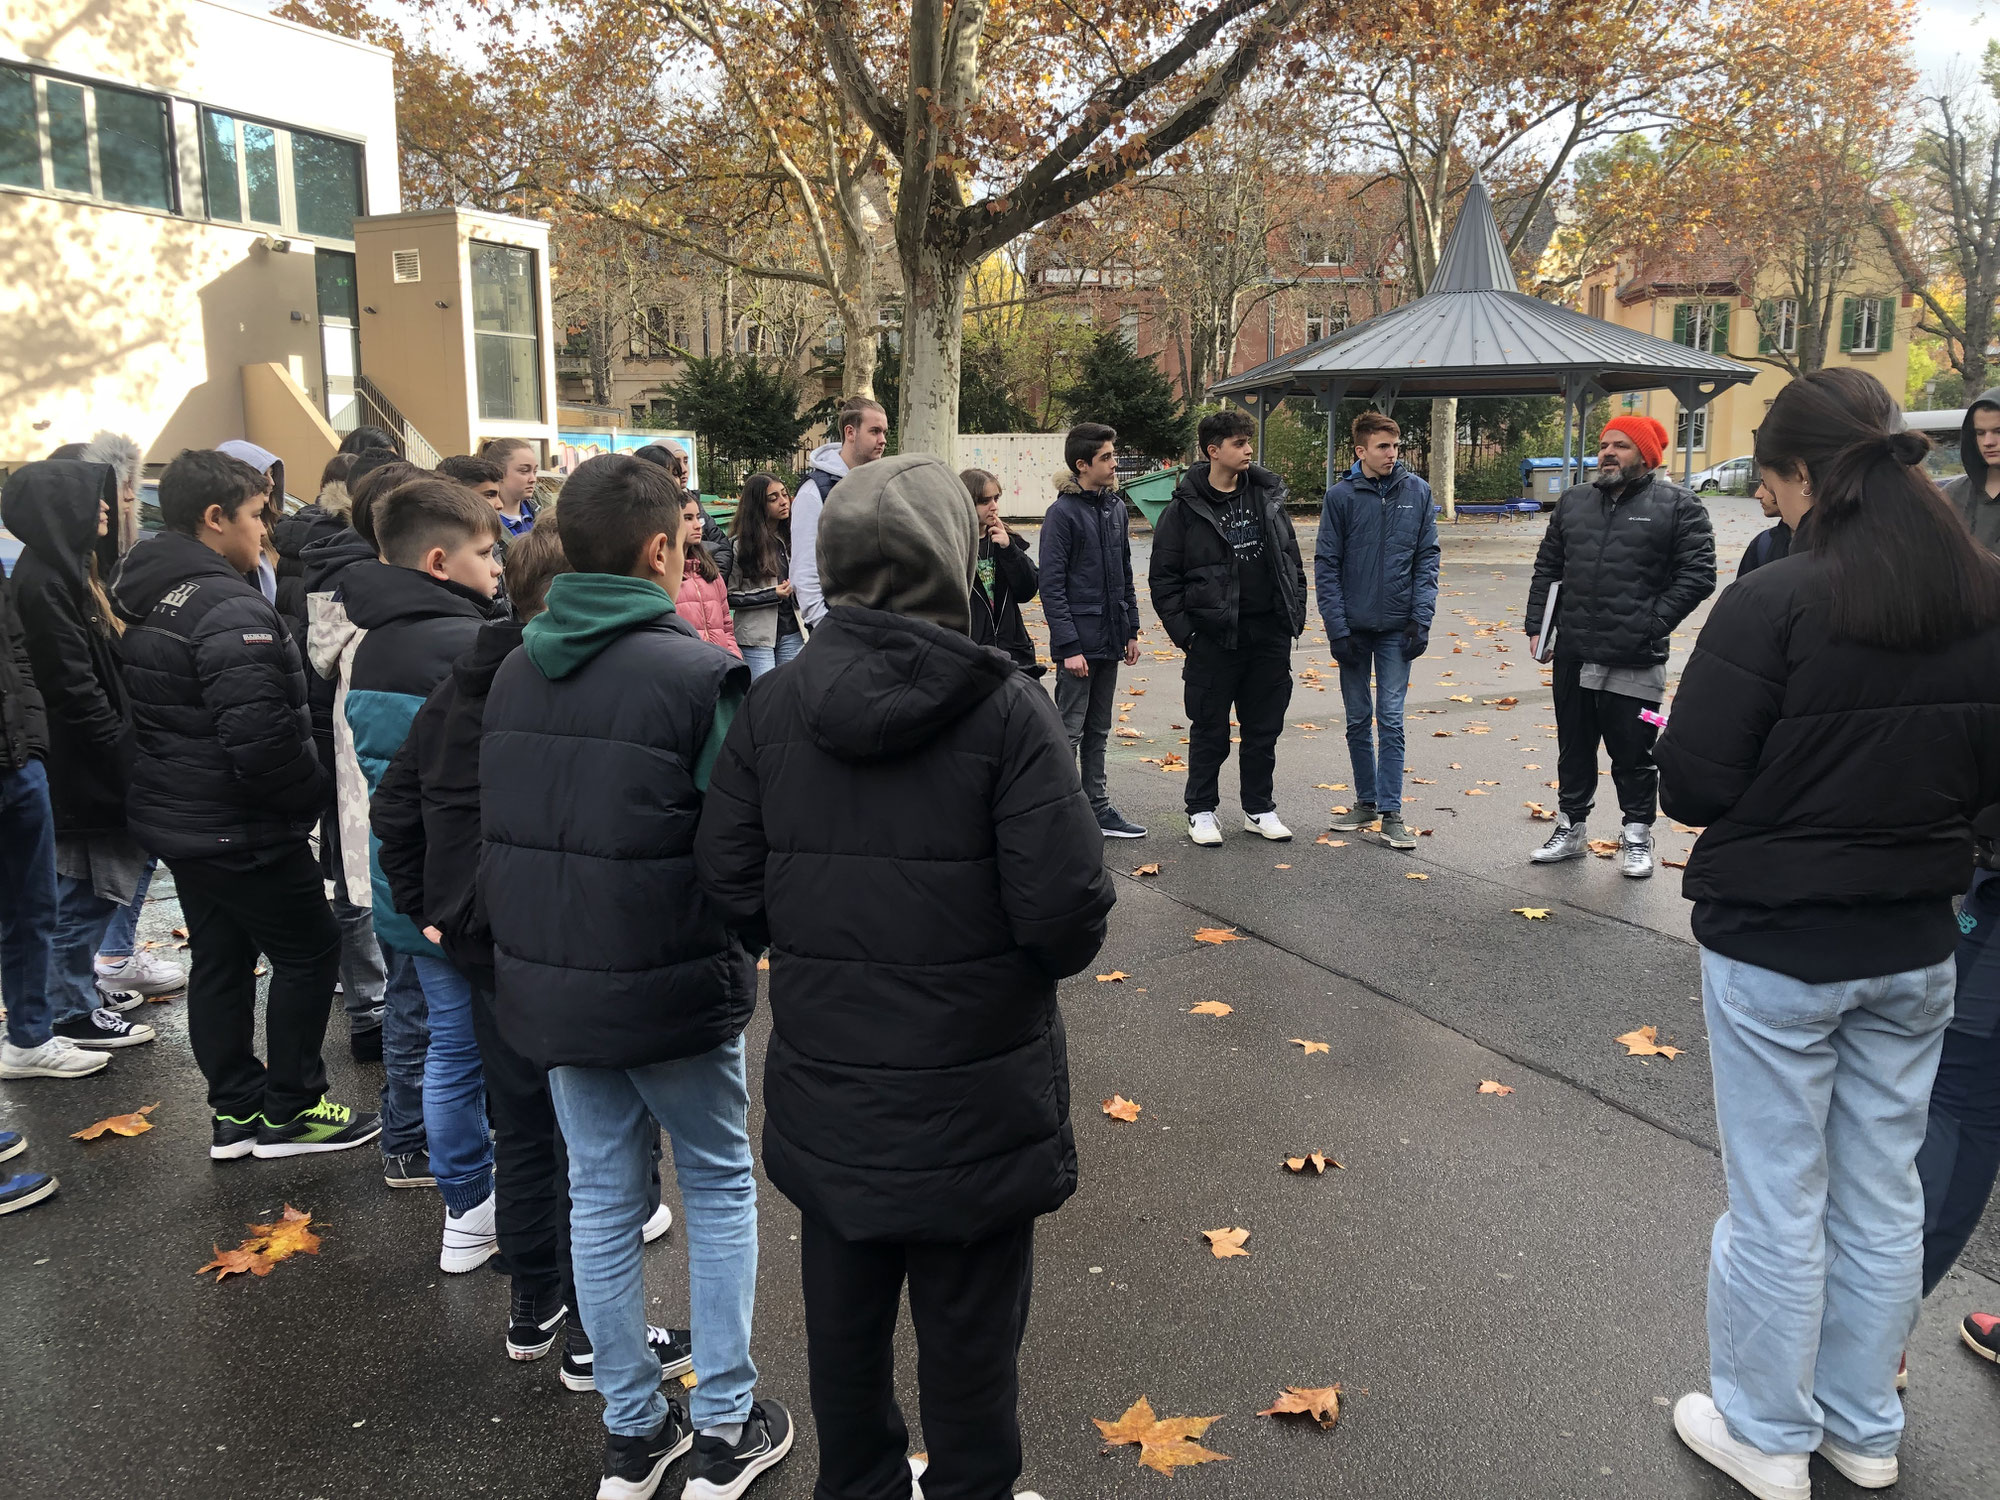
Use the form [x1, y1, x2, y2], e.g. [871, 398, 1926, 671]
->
[1587, 283, 1607, 320]
[200, 109, 363, 240]
[1674, 301, 1729, 354]
[1299, 230, 1351, 267]
[1118, 307, 1140, 351]
[0, 64, 174, 210]
[1770, 298, 1798, 354]
[470, 241, 543, 423]
[630, 305, 687, 359]
[1675, 407, 1708, 452]
[1843, 295, 1893, 355]
[1305, 306, 1326, 344]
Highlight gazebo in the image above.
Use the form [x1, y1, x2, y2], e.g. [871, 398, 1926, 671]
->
[1208, 177, 1759, 510]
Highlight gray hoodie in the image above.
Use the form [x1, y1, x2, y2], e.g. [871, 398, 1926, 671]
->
[1942, 386, 2000, 553]
[787, 440, 848, 627]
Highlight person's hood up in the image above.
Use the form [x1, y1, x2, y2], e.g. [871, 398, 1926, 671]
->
[0, 459, 115, 583]
[1960, 387, 2000, 488]
[817, 452, 977, 634]
[805, 441, 848, 480]
[112, 528, 248, 623]
[80, 431, 142, 496]
[338, 558, 492, 633]
[216, 439, 285, 508]
[300, 526, 377, 595]
[523, 572, 675, 680]
[455, 617, 525, 699]
[272, 504, 347, 562]
[797, 606, 1014, 763]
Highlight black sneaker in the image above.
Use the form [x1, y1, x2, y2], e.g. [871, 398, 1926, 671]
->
[210, 1113, 262, 1161]
[349, 1025, 383, 1064]
[51, 1008, 156, 1050]
[382, 1147, 436, 1189]
[251, 1096, 382, 1158]
[596, 1402, 693, 1500]
[507, 1281, 569, 1361]
[97, 988, 146, 1015]
[683, 1399, 794, 1500]
[1097, 805, 1148, 839]
[562, 1319, 694, 1393]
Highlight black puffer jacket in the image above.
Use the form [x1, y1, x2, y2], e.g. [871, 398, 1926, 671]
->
[1658, 541, 2000, 982]
[971, 532, 1043, 673]
[114, 530, 327, 859]
[2, 461, 132, 834]
[1525, 473, 1716, 664]
[272, 503, 351, 639]
[695, 606, 1116, 1243]
[1149, 462, 1308, 649]
[481, 606, 752, 1070]
[0, 563, 47, 773]
[373, 619, 521, 985]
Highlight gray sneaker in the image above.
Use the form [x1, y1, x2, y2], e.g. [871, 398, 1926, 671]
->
[1530, 816, 1589, 863]
[1377, 813, 1417, 850]
[1328, 801, 1378, 831]
[1620, 822, 1655, 879]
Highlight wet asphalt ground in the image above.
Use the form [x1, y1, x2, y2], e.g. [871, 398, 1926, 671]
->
[2, 495, 1996, 1500]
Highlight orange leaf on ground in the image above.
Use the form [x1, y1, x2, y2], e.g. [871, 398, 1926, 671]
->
[1405, 872, 1429, 880]
[1273, 863, 1291, 869]
[1314, 783, 1349, 790]
[70, 1101, 159, 1140]
[1523, 801, 1556, 820]
[1615, 1025, 1683, 1059]
[1094, 1397, 1229, 1474]
[756, 955, 770, 971]
[1192, 927, 1243, 945]
[1132, 863, 1162, 876]
[1283, 1151, 1342, 1174]
[1478, 1080, 1515, 1095]
[1512, 908, 1552, 920]
[1102, 1095, 1142, 1122]
[1189, 1001, 1233, 1016]
[1432, 730, 1454, 737]
[1315, 835, 1348, 847]
[1289, 1038, 1329, 1055]
[1096, 971, 1129, 983]
[1411, 777, 1436, 784]
[1203, 1227, 1250, 1258]
[1587, 839, 1621, 857]
[171, 926, 189, 939]
[198, 1204, 323, 1282]
[1257, 1384, 1342, 1428]
[1663, 857, 1687, 869]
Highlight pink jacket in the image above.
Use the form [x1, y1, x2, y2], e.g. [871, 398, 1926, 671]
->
[679, 560, 741, 657]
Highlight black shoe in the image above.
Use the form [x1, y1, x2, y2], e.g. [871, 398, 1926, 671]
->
[562, 1319, 694, 1393]
[51, 1008, 156, 1050]
[596, 1402, 693, 1500]
[1097, 805, 1148, 839]
[96, 988, 146, 1015]
[382, 1147, 436, 1189]
[349, 1025, 383, 1064]
[251, 1096, 382, 1158]
[507, 1282, 569, 1362]
[683, 1399, 794, 1500]
[210, 1113, 262, 1161]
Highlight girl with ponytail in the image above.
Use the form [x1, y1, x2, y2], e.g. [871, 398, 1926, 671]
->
[1655, 366, 2000, 1492]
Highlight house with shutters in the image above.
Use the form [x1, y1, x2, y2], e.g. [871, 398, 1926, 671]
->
[1577, 236, 1909, 477]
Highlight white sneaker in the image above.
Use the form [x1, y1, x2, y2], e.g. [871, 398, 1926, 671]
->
[643, 1201, 673, 1243]
[0, 1036, 111, 1079]
[1244, 811, 1293, 841]
[1818, 1437, 1898, 1488]
[440, 1193, 499, 1273]
[95, 949, 185, 997]
[1673, 1393, 1808, 1500]
[1188, 811, 1223, 846]
[910, 1454, 927, 1500]
[1620, 821, 1655, 879]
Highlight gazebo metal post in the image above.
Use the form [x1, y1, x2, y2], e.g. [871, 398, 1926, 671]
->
[1313, 379, 1352, 493]
[1559, 374, 1577, 495]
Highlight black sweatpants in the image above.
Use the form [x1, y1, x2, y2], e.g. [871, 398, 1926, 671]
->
[1183, 611, 1293, 816]
[168, 842, 340, 1125]
[467, 975, 574, 1310]
[1551, 655, 1660, 825]
[801, 1216, 1035, 1500]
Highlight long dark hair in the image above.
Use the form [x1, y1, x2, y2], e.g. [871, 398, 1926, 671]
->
[730, 472, 789, 585]
[1755, 367, 2000, 650]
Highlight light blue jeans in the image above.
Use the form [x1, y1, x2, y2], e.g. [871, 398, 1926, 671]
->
[52, 875, 119, 1027]
[96, 859, 155, 959]
[411, 956, 494, 1216]
[1701, 948, 1956, 1458]
[1336, 629, 1412, 814]
[550, 1034, 759, 1437]
[741, 630, 804, 680]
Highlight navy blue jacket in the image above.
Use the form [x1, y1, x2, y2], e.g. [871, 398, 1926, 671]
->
[1315, 461, 1440, 638]
[1038, 479, 1139, 660]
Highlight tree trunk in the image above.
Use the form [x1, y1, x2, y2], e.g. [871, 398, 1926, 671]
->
[899, 240, 966, 458]
[1429, 397, 1457, 521]
[1963, 284, 1992, 394]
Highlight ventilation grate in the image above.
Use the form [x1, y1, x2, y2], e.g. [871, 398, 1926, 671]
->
[391, 249, 421, 284]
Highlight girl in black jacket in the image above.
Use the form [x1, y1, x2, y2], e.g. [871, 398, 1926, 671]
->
[726, 472, 801, 679]
[1656, 368, 2000, 1495]
[0, 460, 155, 1056]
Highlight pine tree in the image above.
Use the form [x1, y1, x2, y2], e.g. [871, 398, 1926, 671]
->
[664, 355, 815, 482]
[1062, 333, 1193, 462]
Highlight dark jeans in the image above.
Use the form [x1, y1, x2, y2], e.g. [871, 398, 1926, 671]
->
[1920, 868, 2000, 1295]
[1182, 612, 1293, 816]
[379, 951, 430, 1155]
[0, 761, 58, 1049]
[801, 1216, 1035, 1500]
[168, 842, 340, 1124]
[467, 974, 574, 1310]
[1551, 655, 1659, 825]
[1053, 659, 1119, 813]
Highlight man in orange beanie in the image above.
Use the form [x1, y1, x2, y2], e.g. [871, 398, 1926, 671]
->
[1522, 414, 1715, 877]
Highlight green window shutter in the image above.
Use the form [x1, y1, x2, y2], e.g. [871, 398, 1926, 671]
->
[1673, 303, 1689, 346]
[1840, 297, 1857, 353]
[1712, 303, 1731, 353]
[1756, 299, 1774, 354]
[1877, 296, 1894, 349]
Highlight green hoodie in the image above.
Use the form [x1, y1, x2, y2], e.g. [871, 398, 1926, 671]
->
[522, 571, 740, 788]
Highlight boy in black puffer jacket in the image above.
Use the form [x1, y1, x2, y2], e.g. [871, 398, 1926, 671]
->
[696, 453, 1115, 1500]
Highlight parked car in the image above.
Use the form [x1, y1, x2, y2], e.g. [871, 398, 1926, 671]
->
[1688, 455, 1753, 494]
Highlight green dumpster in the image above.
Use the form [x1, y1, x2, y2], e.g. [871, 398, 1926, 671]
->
[699, 493, 738, 529]
[1122, 466, 1185, 528]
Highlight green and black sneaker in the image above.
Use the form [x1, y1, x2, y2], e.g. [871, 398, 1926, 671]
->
[210, 1113, 264, 1161]
[252, 1097, 382, 1159]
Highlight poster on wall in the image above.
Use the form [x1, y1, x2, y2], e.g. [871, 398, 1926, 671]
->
[953, 433, 1069, 521]
[555, 429, 700, 493]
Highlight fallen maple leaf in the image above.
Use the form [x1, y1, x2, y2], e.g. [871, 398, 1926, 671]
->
[1132, 863, 1162, 876]
[1328, 804, 1349, 814]
[1115, 727, 1142, 738]
[1488, 696, 1520, 706]
[1203, 1226, 1251, 1258]
[1094, 1397, 1230, 1474]
[1314, 835, 1348, 847]
[1587, 839, 1621, 857]
[199, 1204, 323, 1282]
[1405, 872, 1429, 880]
[1258, 1385, 1342, 1429]
[1477, 1080, 1515, 1095]
[1615, 1025, 1683, 1059]
[1096, 971, 1129, 983]
[1289, 1038, 1330, 1055]
[1102, 1095, 1142, 1122]
[1283, 1151, 1342, 1174]
[1189, 1000, 1233, 1016]
[70, 1101, 160, 1140]
[1512, 908, 1552, 920]
[1192, 927, 1243, 944]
